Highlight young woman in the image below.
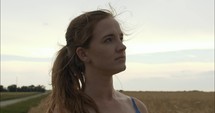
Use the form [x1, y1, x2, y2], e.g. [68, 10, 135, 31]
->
[47, 9, 148, 113]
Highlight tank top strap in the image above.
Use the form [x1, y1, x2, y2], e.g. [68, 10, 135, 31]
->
[131, 97, 141, 113]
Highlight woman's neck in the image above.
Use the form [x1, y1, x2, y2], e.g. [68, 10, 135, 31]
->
[84, 71, 116, 101]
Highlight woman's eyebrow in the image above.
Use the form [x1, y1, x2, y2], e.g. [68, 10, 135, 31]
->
[103, 34, 114, 38]
[102, 32, 123, 39]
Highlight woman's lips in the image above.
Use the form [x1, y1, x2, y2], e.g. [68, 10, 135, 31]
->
[115, 56, 126, 60]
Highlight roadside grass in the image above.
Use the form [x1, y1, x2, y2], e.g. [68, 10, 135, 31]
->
[28, 96, 49, 113]
[0, 92, 40, 101]
[0, 93, 48, 113]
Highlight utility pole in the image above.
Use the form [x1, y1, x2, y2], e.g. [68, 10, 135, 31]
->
[16, 76, 18, 92]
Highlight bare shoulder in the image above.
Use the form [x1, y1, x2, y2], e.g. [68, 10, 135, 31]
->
[115, 91, 148, 113]
[132, 97, 148, 113]
[115, 90, 130, 99]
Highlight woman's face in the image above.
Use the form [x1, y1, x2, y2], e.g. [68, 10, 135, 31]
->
[85, 17, 126, 75]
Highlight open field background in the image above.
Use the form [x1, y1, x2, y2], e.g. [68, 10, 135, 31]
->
[0, 91, 214, 113]
[0, 92, 40, 101]
[28, 91, 215, 113]
[0, 92, 48, 113]
[124, 91, 214, 113]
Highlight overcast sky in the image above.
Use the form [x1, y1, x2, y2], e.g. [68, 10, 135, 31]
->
[1, 0, 214, 91]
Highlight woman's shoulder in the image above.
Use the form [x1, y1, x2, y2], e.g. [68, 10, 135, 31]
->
[131, 97, 148, 113]
[115, 91, 148, 113]
[115, 90, 131, 100]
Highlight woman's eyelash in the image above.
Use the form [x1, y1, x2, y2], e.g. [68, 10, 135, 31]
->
[103, 34, 124, 43]
[120, 37, 124, 41]
[104, 37, 113, 42]
[120, 33, 124, 41]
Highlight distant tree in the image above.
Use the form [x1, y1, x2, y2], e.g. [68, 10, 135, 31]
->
[7, 84, 17, 92]
[35, 85, 46, 92]
[20, 86, 28, 92]
[0, 85, 4, 92]
[5, 84, 46, 92]
[17, 87, 21, 92]
[28, 85, 35, 92]
[119, 90, 124, 92]
[0, 85, 7, 92]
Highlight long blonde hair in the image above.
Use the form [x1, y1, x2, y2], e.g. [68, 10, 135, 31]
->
[47, 10, 114, 113]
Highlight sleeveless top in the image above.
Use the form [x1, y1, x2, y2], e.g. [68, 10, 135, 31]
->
[131, 97, 141, 113]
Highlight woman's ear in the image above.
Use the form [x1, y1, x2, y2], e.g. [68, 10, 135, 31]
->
[76, 47, 90, 63]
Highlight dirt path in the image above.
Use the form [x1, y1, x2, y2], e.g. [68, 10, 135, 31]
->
[0, 92, 48, 107]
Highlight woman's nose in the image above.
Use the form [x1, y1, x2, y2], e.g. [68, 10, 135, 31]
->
[116, 42, 126, 52]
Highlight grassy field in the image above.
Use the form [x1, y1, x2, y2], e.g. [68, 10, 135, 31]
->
[28, 91, 214, 113]
[0, 93, 48, 113]
[124, 91, 214, 113]
[0, 92, 40, 101]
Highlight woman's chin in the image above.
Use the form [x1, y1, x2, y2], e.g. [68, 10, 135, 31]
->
[112, 65, 126, 75]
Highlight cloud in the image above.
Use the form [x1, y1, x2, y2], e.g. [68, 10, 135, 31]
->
[171, 70, 214, 78]
[1, 54, 52, 62]
[116, 70, 214, 91]
[127, 49, 214, 64]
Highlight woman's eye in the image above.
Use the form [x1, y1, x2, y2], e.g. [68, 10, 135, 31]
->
[104, 38, 113, 43]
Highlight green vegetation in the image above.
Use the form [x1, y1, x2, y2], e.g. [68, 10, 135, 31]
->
[0, 92, 40, 101]
[0, 84, 46, 92]
[0, 94, 48, 113]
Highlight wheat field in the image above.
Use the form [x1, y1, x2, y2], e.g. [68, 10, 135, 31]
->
[28, 91, 214, 113]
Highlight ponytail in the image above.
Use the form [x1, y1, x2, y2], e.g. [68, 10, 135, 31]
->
[47, 46, 99, 113]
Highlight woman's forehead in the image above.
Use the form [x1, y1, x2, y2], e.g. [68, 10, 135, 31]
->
[93, 17, 122, 35]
